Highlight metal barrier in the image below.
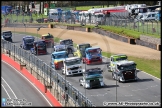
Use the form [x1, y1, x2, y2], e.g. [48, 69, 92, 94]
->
[1, 39, 95, 107]
[2, 13, 161, 36]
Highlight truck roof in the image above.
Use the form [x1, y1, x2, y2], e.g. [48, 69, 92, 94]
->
[42, 33, 53, 36]
[23, 36, 34, 39]
[111, 54, 127, 58]
[2, 31, 12, 33]
[84, 68, 102, 73]
[78, 43, 90, 46]
[64, 57, 80, 61]
[52, 51, 67, 55]
[60, 39, 72, 41]
[86, 47, 100, 51]
[115, 60, 136, 66]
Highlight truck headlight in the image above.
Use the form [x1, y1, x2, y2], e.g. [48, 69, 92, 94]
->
[79, 66, 82, 68]
[99, 78, 103, 82]
[67, 68, 70, 70]
[86, 80, 90, 83]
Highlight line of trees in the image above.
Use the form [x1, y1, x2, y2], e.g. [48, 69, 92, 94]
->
[2, 1, 159, 14]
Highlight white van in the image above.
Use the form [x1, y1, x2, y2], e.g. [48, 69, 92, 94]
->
[141, 12, 158, 21]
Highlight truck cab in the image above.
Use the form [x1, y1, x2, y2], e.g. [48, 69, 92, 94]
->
[112, 60, 138, 82]
[54, 44, 66, 52]
[30, 40, 47, 55]
[61, 57, 83, 76]
[83, 47, 102, 65]
[79, 68, 104, 89]
[20, 36, 35, 50]
[1, 31, 13, 42]
[59, 39, 74, 54]
[41, 33, 54, 47]
[51, 51, 68, 70]
[74, 43, 91, 58]
[108, 54, 128, 72]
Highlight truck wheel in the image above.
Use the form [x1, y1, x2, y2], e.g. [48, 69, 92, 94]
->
[82, 59, 85, 64]
[112, 73, 115, 80]
[118, 76, 121, 83]
[68, 48, 72, 54]
[61, 70, 64, 75]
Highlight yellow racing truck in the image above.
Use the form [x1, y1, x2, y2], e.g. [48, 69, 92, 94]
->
[107, 54, 128, 72]
[74, 43, 91, 58]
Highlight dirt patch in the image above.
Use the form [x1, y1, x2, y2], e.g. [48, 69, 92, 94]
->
[2, 27, 160, 60]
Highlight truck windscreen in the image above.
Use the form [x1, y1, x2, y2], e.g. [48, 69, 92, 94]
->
[65, 59, 81, 66]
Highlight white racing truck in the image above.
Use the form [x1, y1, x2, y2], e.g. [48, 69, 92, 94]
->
[79, 68, 104, 89]
[61, 57, 83, 76]
[54, 44, 66, 52]
[112, 60, 138, 82]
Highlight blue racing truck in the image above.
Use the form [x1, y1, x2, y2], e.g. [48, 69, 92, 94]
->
[20, 36, 35, 50]
[51, 51, 68, 70]
[1, 31, 13, 42]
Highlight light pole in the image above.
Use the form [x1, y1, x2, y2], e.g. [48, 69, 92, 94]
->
[84, 60, 87, 107]
[36, 26, 42, 56]
[23, 22, 26, 34]
[64, 44, 67, 107]
[13, 20, 17, 61]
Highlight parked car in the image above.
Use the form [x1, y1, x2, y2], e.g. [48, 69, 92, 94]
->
[20, 36, 35, 50]
[30, 40, 47, 55]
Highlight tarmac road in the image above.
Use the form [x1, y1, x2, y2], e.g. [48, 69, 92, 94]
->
[6, 33, 161, 106]
[1, 60, 52, 107]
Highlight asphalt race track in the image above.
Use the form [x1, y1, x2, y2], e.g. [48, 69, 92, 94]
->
[6, 33, 161, 106]
[1, 61, 52, 107]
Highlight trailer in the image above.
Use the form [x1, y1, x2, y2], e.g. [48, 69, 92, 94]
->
[1, 6, 12, 14]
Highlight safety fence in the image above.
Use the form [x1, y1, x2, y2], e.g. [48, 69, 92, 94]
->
[1, 39, 95, 107]
[1, 13, 161, 36]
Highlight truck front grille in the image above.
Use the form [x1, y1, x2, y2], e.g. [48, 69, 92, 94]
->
[70, 67, 79, 70]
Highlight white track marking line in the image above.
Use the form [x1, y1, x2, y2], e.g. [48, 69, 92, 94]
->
[1, 84, 15, 107]
[2, 77, 22, 107]
[2, 60, 53, 107]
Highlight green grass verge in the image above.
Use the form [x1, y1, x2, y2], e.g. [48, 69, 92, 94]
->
[53, 23, 160, 39]
[12, 31, 161, 79]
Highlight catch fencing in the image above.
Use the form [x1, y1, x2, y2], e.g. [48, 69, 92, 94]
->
[1, 39, 95, 107]
[2, 13, 160, 36]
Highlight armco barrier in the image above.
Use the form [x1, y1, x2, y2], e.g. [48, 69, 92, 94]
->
[1, 54, 62, 107]
[53, 25, 160, 50]
[135, 39, 157, 50]
[1, 39, 95, 107]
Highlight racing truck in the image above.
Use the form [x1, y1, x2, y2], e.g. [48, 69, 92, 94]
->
[83, 47, 102, 65]
[79, 68, 104, 89]
[30, 40, 47, 55]
[108, 54, 128, 72]
[20, 36, 35, 50]
[61, 57, 83, 76]
[51, 51, 68, 70]
[111, 60, 138, 82]
[41, 33, 54, 47]
[54, 44, 66, 52]
[74, 43, 91, 58]
[59, 39, 74, 54]
[1, 31, 13, 42]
